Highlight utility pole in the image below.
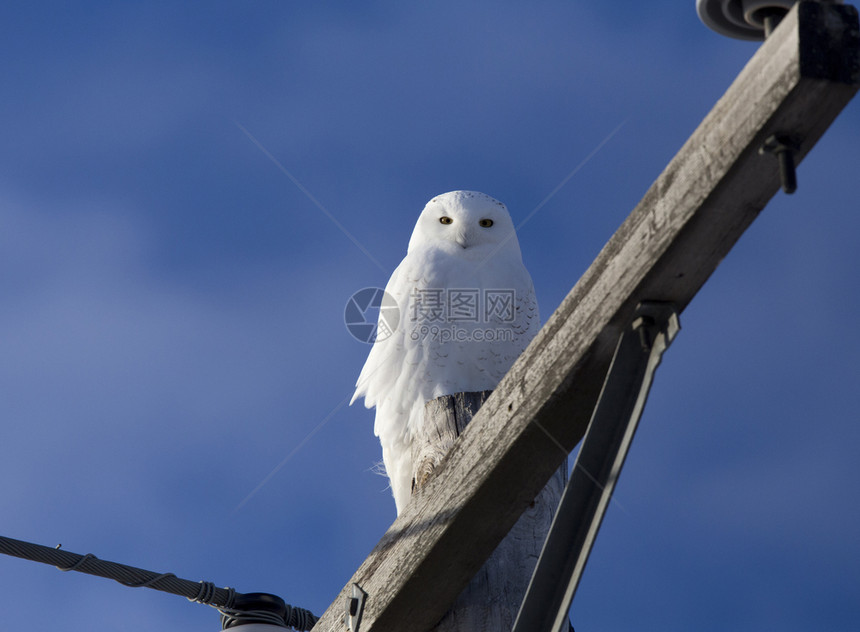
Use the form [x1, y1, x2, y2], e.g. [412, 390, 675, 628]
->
[411, 392, 566, 631]
[313, 3, 860, 631]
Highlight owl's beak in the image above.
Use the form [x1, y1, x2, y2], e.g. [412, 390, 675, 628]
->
[455, 232, 470, 249]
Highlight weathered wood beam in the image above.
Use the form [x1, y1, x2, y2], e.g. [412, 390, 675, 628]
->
[313, 3, 859, 631]
[413, 392, 565, 631]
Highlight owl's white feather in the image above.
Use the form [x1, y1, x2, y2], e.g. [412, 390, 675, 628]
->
[351, 191, 539, 514]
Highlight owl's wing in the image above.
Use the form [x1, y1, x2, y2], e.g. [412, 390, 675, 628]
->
[352, 258, 431, 512]
[351, 258, 425, 429]
[515, 270, 540, 343]
[352, 262, 400, 409]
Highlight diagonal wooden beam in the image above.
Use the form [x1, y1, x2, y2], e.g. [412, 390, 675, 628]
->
[313, 3, 859, 631]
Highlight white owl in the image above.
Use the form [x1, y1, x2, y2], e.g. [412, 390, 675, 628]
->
[351, 191, 539, 514]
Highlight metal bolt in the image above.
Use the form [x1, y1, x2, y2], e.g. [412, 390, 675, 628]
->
[631, 315, 655, 352]
[759, 134, 798, 194]
[346, 583, 366, 632]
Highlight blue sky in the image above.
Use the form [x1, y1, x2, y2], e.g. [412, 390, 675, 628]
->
[2, 2, 858, 630]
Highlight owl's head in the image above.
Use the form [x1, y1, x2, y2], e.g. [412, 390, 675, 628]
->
[407, 191, 522, 259]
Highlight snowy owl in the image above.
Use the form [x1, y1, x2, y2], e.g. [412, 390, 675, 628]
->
[351, 191, 540, 514]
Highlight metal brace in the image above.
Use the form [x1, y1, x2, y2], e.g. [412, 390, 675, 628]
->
[345, 583, 367, 632]
[512, 302, 680, 632]
[759, 134, 798, 195]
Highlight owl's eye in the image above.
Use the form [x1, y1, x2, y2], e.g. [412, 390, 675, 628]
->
[478, 218, 494, 228]
[439, 216, 453, 225]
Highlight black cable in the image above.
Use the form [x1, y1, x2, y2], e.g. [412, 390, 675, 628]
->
[0, 535, 318, 630]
